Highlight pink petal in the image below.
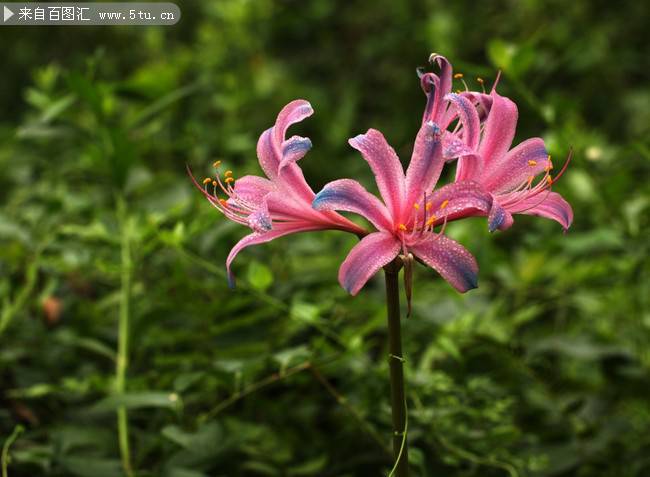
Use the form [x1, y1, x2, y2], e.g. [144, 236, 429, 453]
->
[453, 152, 482, 182]
[257, 128, 281, 180]
[478, 91, 518, 168]
[409, 234, 479, 293]
[484, 138, 550, 193]
[266, 191, 321, 221]
[444, 93, 481, 150]
[273, 100, 314, 148]
[427, 181, 493, 223]
[348, 129, 406, 222]
[226, 222, 325, 288]
[420, 54, 453, 124]
[279, 135, 312, 171]
[487, 200, 514, 232]
[429, 54, 453, 122]
[419, 72, 440, 124]
[231, 175, 274, 207]
[338, 232, 401, 295]
[405, 121, 444, 208]
[246, 204, 273, 233]
[506, 191, 573, 230]
[256, 100, 315, 202]
[442, 133, 476, 161]
[312, 179, 393, 232]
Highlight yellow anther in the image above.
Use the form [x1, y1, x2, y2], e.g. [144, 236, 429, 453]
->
[398, 224, 407, 231]
[546, 176, 553, 185]
[455, 89, 462, 94]
[440, 199, 449, 210]
[528, 160, 537, 166]
[454, 73, 464, 79]
[425, 203, 432, 211]
[202, 177, 212, 185]
[211, 180, 217, 187]
[224, 170, 233, 177]
[224, 177, 235, 184]
[213, 160, 221, 168]
[219, 198, 228, 206]
[476, 77, 484, 84]
[426, 215, 437, 226]
[413, 203, 420, 210]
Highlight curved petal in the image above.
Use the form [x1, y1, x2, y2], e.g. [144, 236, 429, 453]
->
[419, 72, 440, 124]
[246, 201, 273, 233]
[453, 153, 482, 182]
[507, 191, 573, 231]
[478, 91, 518, 168]
[256, 100, 315, 202]
[429, 54, 453, 123]
[427, 181, 493, 223]
[488, 200, 514, 232]
[279, 135, 312, 171]
[231, 175, 274, 207]
[410, 234, 479, 293]
[273, 100, 314, 148]
[312, 179, 393, 232]
[484, 138, 550, 193]
[405, 121, 444, 208]
[338, 232, 401, 295]
[256, 128, 281, 180]
[348, 129, 406, 222]
[226, 222, 325, 288]
[442, 134, 476, 161]
[444, 93, 481, 150]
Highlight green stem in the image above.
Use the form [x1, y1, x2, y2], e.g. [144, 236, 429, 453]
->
[384, 260, 409, 477]
[2, 425, 24, 477]
[116, 198, 134, 477]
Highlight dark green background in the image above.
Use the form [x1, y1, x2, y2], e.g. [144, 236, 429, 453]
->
[1, 1, 649, 476]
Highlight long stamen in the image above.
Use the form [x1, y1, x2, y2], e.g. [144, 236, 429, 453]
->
[454, 73, 469, 92]
[476, 77, 486, 94]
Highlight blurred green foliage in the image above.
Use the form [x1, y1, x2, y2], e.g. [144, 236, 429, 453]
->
[1, 0, 649, 476]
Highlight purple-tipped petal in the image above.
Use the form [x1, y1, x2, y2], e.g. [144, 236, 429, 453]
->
[410, 234, 479, 293]
[405, 121, 444, 208]
[444, 93, 481, 150]
[348, 129, 406, 222]
[312, 179, 393, 232]
[429, 54, 453, 122]
[256, 100, 316, 202]
[273, 100, 314, 147]
[338, 232, 401, 295]
[507, 191, 574, 230]
[420, 72, 440, 124]
[478, 91, 518, 168]
[488, 200, 514, 232]
[247, 202, 273, 233]
[279, 135, 312, 171]
[226, 222, 326, 288]
[484, 138, 550, 193]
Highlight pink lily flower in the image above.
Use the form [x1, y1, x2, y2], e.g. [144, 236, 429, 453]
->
[312, 122, 483, 296]
[452, 88, 573, 232]
[189, 100, 366, 286]
[418, 54, 573, 232]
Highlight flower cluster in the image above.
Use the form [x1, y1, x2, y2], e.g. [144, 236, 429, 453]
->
[190, 54, 573, 296]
